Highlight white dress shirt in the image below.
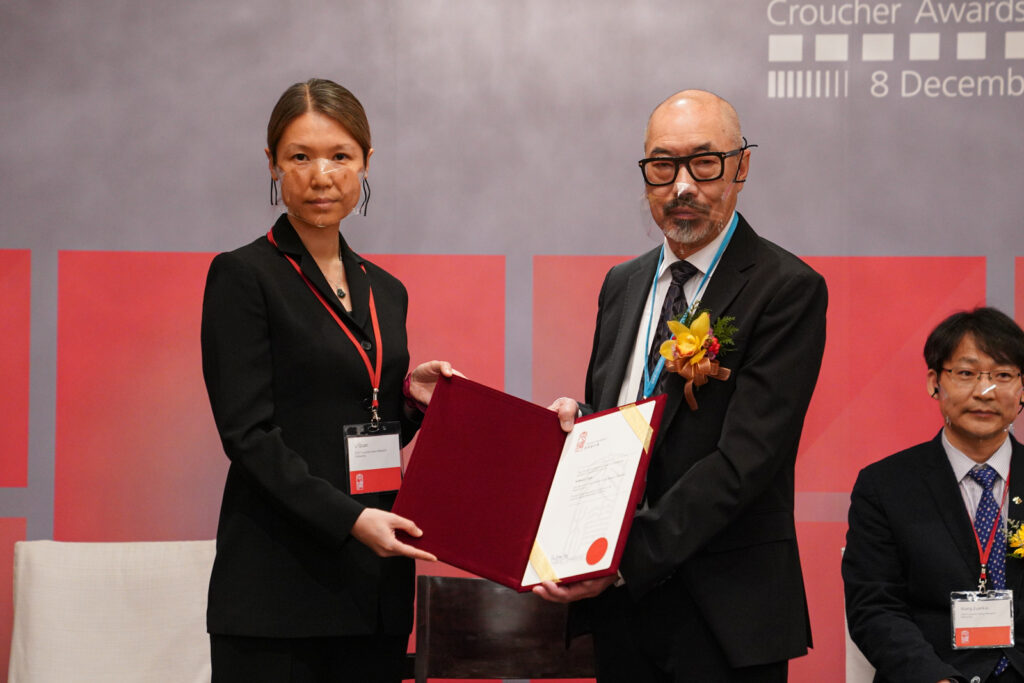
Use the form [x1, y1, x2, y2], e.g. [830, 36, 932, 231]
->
[616, 213, 734, 406]
[942, 429, 1012, 525]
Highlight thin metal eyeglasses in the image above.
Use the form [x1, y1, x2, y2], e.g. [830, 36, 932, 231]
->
[638, 138, 757, 186]
[940, 368, 1023, 385]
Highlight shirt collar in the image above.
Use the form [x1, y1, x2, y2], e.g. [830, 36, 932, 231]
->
[269, 212, 364, 266]
[658, 211, 735, 279]
[943, 429, 1013, 483]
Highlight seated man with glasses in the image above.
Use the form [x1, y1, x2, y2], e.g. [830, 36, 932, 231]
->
[844, 307, 1024, 683]
[535, 89, 827, 681]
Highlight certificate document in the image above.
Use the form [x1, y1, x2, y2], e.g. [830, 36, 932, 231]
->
[521, 401, 657, 587]
[393, 376, 664, 592]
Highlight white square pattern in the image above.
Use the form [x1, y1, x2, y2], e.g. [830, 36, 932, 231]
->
[1007, 31, 1024, 59]
[769, 34, 803, 62]
[909, 33, 941, 60]
[768, 31, 1024, 64]
[957, 32, 986, 60]
[862, 34, 894, 61]
[815, 34, 849, 62]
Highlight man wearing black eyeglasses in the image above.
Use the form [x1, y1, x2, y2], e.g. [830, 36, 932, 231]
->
[535, 90, 827, 681]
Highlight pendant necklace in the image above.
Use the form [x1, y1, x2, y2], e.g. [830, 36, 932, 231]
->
[332, 257, 347, 300]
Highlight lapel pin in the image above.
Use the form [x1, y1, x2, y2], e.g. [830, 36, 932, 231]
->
[1013, 497, 1021, 505]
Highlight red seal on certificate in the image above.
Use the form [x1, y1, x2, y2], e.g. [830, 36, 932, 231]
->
[586, 538, 609, 565]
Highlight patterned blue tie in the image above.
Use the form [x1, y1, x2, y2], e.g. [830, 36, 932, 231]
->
[969, 464, 1009, 676]
[640, 260, 699, 400]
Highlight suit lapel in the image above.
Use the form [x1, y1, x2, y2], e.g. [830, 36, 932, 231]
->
[921, 433, 990, 580]
[269, 216, 371, 334]
[1005, 437, 1024, 590]
[597, 248, 659, 409]
[654, 214, 756, 433]
[926, 435, 1024, 590]
[339, 238, 370, 331]
[692, 214, 756, 321]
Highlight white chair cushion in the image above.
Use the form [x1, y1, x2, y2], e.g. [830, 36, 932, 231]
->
[8, 540, 215, 683]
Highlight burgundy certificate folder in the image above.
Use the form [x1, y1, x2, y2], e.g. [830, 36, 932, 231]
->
[393, 375, 664, 592]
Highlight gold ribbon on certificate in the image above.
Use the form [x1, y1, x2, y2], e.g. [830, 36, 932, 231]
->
[529, 540, 559, 583]
[619, 403, 655, 454]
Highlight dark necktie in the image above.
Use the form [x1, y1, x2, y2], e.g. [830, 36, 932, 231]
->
[640, 260, 699, 400]
[968, 464, 1009, 676]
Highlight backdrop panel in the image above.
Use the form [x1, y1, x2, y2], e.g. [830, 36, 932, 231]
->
[0, 518, 26, 683]
[797, 256, 987, 493]
[532, 255, 631, 406]
[1019, 256, 1024, 323]
[53, 251, 506, 541]
[791, 521, 848, 683]
[1018, 257, 1024, 436]
[54, 251, 225, 541]
[369, 254, 506, 389]
[0, 251, 31, 488]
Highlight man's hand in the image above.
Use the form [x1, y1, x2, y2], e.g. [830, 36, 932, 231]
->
[351, 508, 438, 562]
[532, 575, 617, 603]
[546, 396, 579, 432]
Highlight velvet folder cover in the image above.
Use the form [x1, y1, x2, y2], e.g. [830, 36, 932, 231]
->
[393, 375, 664, 592]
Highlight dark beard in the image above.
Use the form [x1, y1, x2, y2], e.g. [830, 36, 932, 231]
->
[661, 198, 717, 245]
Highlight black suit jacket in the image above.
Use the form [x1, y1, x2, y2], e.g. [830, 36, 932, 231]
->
[843, 433, 1024, 683]
[201, 214, 421, 638]
[574, 213, 827, 667]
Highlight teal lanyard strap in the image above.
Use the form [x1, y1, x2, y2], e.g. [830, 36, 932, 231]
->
[640, 212, 738, 399]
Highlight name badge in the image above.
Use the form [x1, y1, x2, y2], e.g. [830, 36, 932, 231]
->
[951, 590, 1014, 649]
[344, 421, 402, 495]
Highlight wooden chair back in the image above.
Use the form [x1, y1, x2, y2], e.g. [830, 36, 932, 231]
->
[413, 575, 596, 682]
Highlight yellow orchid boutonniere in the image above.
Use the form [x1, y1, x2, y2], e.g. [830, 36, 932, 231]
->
[659, 307, 737, 411]
[1008, 519, 1024, 559]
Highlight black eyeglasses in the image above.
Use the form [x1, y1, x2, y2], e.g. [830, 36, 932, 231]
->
[941, 368, 1023, 386]
[638, 138, 757, 186]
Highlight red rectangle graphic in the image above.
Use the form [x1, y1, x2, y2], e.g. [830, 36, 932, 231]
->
[350, 467, 402, 494]
[956, 626, 1013, 648]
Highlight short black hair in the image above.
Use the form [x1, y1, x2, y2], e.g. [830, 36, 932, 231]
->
[924, 307, 1024, 373]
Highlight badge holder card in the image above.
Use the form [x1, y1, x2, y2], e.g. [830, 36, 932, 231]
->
[344, 421, 402, 495]
[951, 590, 1015, 649]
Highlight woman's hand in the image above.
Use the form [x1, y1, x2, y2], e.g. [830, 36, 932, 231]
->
[406, 360, 463, 407]
[351, 508, 438, 562]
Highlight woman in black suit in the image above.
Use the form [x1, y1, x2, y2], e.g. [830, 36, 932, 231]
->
[201, 78, 453, 682]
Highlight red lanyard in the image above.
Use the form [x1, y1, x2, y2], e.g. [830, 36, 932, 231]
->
[970, 473, 1010, 592]
[267, 230, 384, 425]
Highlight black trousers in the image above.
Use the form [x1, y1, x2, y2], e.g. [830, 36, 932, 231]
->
[588, 584, 789, 683]
[210, 633, 408, 683]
